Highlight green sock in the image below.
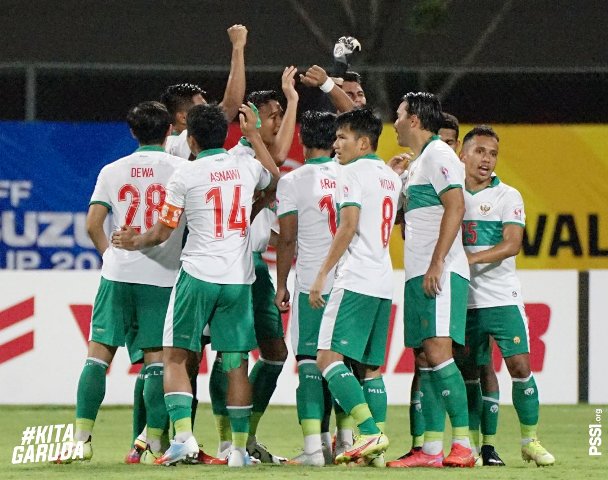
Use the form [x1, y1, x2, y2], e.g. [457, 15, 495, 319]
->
[249, 358, 284, 435]
[465, 380, 482, 450]
[210, 357, 228, 417]
[165, 393, 193, 442]
[419, 368, 445, 435]
[431, 360, 469, 430]
[481, 390, 499, 445]
[410, 389, 425, 448]
[296, 361, 324, 423]
[363, 377, 387, 428]
[228, 406, 251, 449]
[324, 362, 379, 435]
[143, 363, 168, 450]
[131, 367, 146, 443]
[512, 375, 539, 440]
[75, 357, 109, 440]
[214, 415, 232, 443]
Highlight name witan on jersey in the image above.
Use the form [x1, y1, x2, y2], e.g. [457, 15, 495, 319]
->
[210, 169, 241, 182]
[380, 178, 397, 191]
[131, 167, 154, 178]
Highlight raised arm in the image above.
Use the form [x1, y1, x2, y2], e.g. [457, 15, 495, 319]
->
[268, 66, 299, 165]
[219, 24, 247, 122]
[300, 65, 355, 113]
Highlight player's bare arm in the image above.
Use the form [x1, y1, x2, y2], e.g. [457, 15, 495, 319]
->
[300, 65, 355, 113]
[309, 205, 360, 309]
[467, 223, 523, 265]
[219, 24, 247, 122]
[275, 213, 298, 312]
[240, 102, 280, 187]
[268, 66, 299, 165]
[111, 221, 175, 251]
[86, 204, 110, 255]
[423, 187, 465, 297]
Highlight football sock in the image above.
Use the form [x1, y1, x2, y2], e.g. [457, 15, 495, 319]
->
[165, 393, 193, 443]
[296, 360, 325, 423]
[227, 405, 251, 454]
[249, 358, 284, 435]
[419, 368, 445, 455]
[143, 363, 168, 453]
[363, 376, 387, 430]
[131, 367, 146, 444]
[302, 420, 323, 454]
[465, 379, 482, 451]
[512, 374, 539, 442]
[190, 370, 198, 428]
[210, 356, 230, 444]
[323, 362, 380, 435]
[75, 357, 108, 441]
[481, 390, 500, 446]
[410, 389, 425, 448]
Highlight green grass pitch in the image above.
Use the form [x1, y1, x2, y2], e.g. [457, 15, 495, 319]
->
[0, 404, 605, 479]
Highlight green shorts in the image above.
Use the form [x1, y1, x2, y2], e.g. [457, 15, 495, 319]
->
[404, 272, 469, 348]
[163, 269, 256, 353]
[291, 289, 329, 357]
[90, 277, 171, 363]
[466, 305, 530, 366]
[252, 252, 284, 342]
[318, 288, 391, 367]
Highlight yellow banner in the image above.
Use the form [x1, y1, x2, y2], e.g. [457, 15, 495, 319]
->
[378, 124, 608, 269]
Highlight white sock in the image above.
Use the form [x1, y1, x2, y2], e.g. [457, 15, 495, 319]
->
[453, 438, 471, 449]
[321, 431, 332, 450]
[75, 430, 91, 442]
[422, 440, 443, 455]
[304, 434, 323, 454]
[338, 429, 353, 446]
[218, 440, 232, 456]
[136, 427, 147, 443]
[174, 431, 192, 443]
[148, 438, 161, 453]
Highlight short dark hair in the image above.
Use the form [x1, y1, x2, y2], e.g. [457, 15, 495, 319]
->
[336, 108, 383, 150]
[186, 104, 228, 151]
[402, 91, 443, 133]
[160, 83, 206, 118]
[126, 101, 171, 145]
[342, 71, 362, 85]
[462, 125, 500, 146]
[300, 111, 337, 150]
[441, 112, 459, 139]
[246, 90, 280, 109]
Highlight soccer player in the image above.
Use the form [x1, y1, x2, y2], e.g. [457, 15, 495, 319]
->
[274, 110, 340, 466]
[163, 24, 247, 158]
[72, 101, 186, 462]
[112, 103, 280, 467]
[310, 108, 400, 466]
[388, 92, 474, 468]
[208, 67, 298, 463]
[459, 125, 555, 467]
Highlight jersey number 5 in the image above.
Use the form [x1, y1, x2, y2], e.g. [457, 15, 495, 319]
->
[118, 183, 166, 233]
[205, 185, 248, 238]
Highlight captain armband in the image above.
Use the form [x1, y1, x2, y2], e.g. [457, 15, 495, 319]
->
[158, 202, 183, 229]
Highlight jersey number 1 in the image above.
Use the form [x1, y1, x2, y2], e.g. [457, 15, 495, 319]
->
[205, 185, 248, 238]
[319, 194, 338, 237]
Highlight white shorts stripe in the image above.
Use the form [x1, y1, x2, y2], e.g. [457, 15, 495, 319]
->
[317, 288, 345, 351]
[290, 287, 301, 354]
[162, 281, 178, 348]
[435, 273, 452, 337]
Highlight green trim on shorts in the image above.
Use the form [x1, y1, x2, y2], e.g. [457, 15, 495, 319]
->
[466, 305, 530, 366]
[404, 272, 468, 348]
[91, 277, 171, 363]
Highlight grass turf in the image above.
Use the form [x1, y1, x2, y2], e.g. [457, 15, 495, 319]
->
[0, 404, 605, 479]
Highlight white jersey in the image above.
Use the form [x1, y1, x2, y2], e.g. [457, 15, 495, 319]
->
[333, 154, 400, 299]
[229, 139, 277, 253]
[402, 137, 469, 282]
[464, 176, 526, 308]
[163, 148, 272, 284]
[276, 157, 341, 294]
[90, 146, 186, 287]
[164, 130, 192, 159]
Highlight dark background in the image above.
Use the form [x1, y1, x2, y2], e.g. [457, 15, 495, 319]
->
[1, 0, 606, 122]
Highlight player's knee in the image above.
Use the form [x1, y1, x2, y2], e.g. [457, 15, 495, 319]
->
[505, 353, 531, 378]
[221, 352, 249, 373]
[259, 338, 288, 362]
